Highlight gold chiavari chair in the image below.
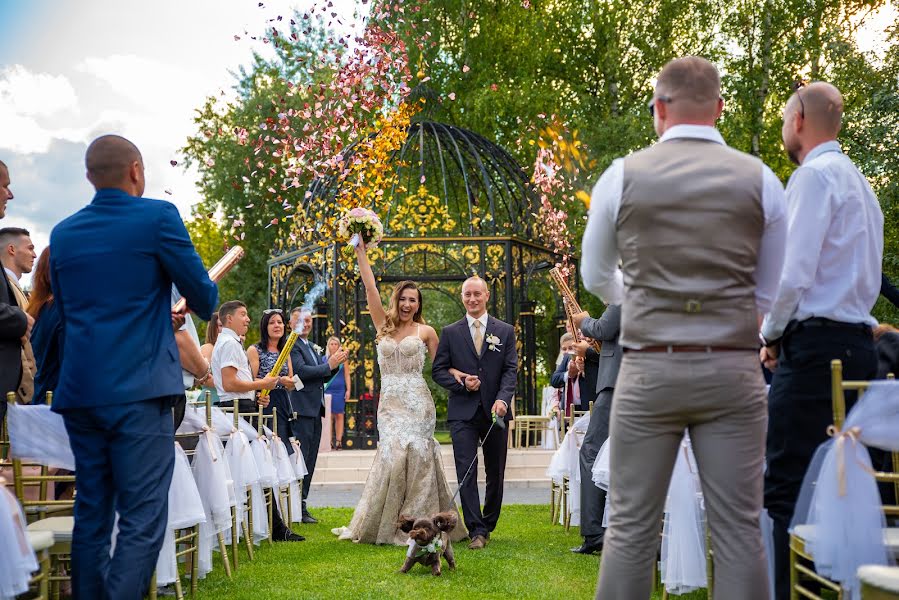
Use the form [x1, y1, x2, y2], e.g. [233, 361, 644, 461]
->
[256, 407, 276, 546]
[789, 362, 899, 600]
[858, 565, 899, 599]
[561, 403, 592, 532]
[218, 399, 259, 566]
[26, 529, 53, 600]
[200, 392, 233, 580]
[5, 392, 76, 600]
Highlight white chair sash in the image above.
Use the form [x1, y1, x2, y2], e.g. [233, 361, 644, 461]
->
[156, 443, 206, 585]
[290, 439, 308, 479]
[192, 430, 236, 578]
[660, 435, 707, 594]
[791, 381, 899, 599]
[7, 403, 75, 471]
[0, 485, 38, 600]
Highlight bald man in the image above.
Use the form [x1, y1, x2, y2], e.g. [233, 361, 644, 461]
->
[50, 135, 218, 600]
[583, 56, 787, 598]
[432, 276, 517, 550]
[759, 82, 883, 600]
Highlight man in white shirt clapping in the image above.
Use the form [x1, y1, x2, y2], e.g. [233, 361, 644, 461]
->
[760, 82, 883, 600]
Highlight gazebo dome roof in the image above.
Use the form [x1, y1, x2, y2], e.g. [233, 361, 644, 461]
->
[303, 119, 538, 240]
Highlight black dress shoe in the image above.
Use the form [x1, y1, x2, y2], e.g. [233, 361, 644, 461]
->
[301, 512, 318, 524]
[274, 528, 306, 542]
[571, 540, 603, 555]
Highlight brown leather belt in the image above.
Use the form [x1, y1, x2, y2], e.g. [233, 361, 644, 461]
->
[626, 345, 755, 353]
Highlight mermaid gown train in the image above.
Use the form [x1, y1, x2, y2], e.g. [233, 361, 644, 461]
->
[333, 332, 467, 545]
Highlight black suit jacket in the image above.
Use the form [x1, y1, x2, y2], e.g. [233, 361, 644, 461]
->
[432, 315, 517, 422]
[289, 338, 338, 418]
[0, 274, 26, 397]
[550, 350, 599, 409]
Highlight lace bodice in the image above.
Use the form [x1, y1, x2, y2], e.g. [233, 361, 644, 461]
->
[377, 334, 426, 377]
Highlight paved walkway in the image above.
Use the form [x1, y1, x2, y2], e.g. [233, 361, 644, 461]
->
[308, 482, 550, 508]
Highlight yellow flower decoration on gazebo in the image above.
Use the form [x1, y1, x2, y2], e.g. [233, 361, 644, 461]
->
[393, 185, 456, 236]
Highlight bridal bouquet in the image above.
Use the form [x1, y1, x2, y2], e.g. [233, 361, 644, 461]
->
[337, 207, 383, 258]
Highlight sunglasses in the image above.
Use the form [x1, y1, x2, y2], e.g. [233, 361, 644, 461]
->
[263, 308, 283, 315]
[792, 80, 807, 117]
[647, 94, 673, 117]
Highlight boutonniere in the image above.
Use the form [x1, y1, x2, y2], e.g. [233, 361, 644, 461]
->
[312, 343, 324, 355]
[485, 333, 502, 352]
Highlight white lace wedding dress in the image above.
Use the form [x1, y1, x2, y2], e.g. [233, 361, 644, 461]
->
[333, 330, 467, 545]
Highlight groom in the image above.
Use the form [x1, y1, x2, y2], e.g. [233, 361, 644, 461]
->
[433, 276, 518, 550]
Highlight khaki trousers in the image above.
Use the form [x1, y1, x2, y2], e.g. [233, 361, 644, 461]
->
[595, 351, 769, 600]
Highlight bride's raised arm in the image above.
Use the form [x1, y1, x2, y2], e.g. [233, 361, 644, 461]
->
[354, 241, 387, 331]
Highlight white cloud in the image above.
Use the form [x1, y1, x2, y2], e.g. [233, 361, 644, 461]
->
[0, 64, 78, 116]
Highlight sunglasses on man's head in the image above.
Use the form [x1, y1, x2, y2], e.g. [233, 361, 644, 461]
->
[792, 80, 807, 117]
[647, 94, 674, 117]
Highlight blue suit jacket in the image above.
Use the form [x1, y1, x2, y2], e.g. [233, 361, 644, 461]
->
[432, 315, 517, 422]
[49, 188, 217, 411]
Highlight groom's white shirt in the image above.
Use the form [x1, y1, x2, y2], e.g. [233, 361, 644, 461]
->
[465, 312, 489, 346]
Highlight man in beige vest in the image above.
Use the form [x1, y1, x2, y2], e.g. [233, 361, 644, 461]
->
[581, 56, 787, 599]
[1, 226, 37, 403]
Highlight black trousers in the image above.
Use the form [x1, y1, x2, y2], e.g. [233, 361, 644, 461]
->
[218, 397, 293, 534]
[765, 320, 876, 600]
[449, 408, 508, 539]
[292, 415, 322, 510]
[579, 388, 612, 541]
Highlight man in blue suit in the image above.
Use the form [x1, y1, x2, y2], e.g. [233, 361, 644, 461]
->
[50, 135, 217, 600]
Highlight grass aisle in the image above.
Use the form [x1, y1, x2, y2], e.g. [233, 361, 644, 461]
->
[193, 505, 599, 599]
[192, 504, 709, 599]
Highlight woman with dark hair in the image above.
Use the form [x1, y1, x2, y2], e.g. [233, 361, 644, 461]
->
[200, 313, 223, 402]
[247, 309, 297, 445]
[200, 312, 221, 363]
[246, 308, 303, 542]
[28, 248, 62, 404]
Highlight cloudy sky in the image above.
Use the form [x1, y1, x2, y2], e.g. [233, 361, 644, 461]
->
[0, 0, 895, 287]
[0, 0, 360, 285]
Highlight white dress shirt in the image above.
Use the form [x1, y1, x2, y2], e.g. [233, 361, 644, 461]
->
[466, 312, 489, 346]
[581, 124, 787, 314]
[760, 141, 883, 340]
[211, 326, 254, 402]
[171, 285, 202, 389]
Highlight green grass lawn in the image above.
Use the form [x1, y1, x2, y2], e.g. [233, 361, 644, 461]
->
[190, 505, 708, 599]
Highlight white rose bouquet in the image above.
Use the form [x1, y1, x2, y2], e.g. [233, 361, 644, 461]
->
[337, 207, 383, 258]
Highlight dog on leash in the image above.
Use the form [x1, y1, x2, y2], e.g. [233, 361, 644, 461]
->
[397, 511, 458, 576]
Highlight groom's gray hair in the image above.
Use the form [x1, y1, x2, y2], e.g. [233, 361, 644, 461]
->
[462, 275, 488, 291]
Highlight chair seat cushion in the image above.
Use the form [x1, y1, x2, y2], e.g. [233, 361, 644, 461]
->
[27, 530, 55, 552]
[858, 565, 899, 593]
[793, 525, 899, 553]
[27, 516, 74, 542]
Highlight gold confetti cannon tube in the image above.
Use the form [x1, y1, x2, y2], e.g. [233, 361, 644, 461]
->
[172, 246, 245, 314]
[259, 331, 299, 398]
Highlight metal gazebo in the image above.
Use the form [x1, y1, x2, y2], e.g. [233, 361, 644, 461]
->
[268, 117, 570, 445]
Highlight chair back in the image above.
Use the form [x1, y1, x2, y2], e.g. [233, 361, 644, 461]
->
[831, 360, 899, 517]
[3, 392, 75, 522]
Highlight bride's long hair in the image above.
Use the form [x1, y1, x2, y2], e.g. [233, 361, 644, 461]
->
[377, 280, 426, 341]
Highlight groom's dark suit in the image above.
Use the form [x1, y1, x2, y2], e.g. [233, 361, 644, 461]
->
[432, 314, 517, 539]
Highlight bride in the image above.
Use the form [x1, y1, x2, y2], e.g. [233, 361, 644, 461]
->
[332, 241, 467, 545]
